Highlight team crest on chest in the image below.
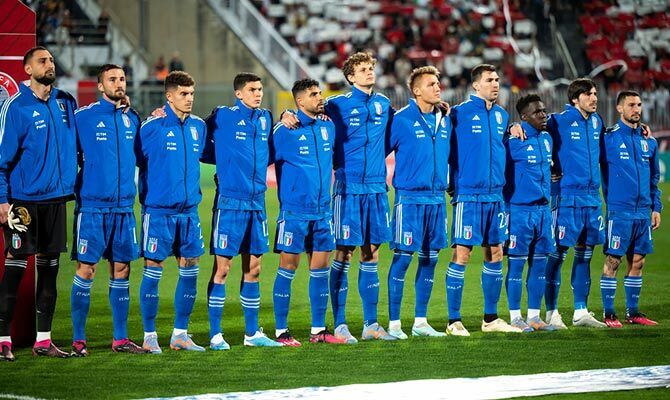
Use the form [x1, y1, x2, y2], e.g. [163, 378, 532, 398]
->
[259, 116, 267, 131]
[374, 101, 382, 115]
[640, 140, 649, 152]
[57, 100, 66, 112]
[190, 126, 198, 141]
[122, 114, 131, 128]
[591, 116, 598, 130]
[495, 111, 502, 125]
[321, 126, 329, 141]
[440, 118, 446, 128]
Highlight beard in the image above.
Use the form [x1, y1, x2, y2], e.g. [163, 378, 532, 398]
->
[106, 89, 126, 102]
[35, 73, 56, 86]
[625, 115, 641, 125]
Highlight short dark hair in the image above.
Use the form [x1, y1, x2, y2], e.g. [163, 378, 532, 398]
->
[291, 78, 320, 99]
[616, 90, 641, 105]
[165, 71, 195, 92]
[567, 78, 596, 104]
[23, 46, 50, 65]
[233, 72, 261, 91]
[516, 93, 543, 116]
[97, 64, 123, 83]
[471, 64, 496, 82]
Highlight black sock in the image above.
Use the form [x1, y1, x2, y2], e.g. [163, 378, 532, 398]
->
[484, 313, 498, 323]
[0, 259, 28, 336]
[36, 258, 59, 332]
[448, 318, 461, 325]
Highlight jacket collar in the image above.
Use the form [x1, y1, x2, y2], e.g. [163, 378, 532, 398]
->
[235, 99, 257, 119]
[297, 109, 317, 127]
[21, 81, 55, 102]
[469, 94, 491, 110]
[98, 97, 118, 112]
[521, 121, 543, 138]
[616, 119, 642, 136]
[351, 85, 373, 101]
[408, 98, 442, 135]
[563, 104, 591, 120]
[164, 101, 190, 125]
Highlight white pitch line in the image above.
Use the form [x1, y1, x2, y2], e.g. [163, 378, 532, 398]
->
[0, 394, 48, 400]
[144, 365, 670, 400]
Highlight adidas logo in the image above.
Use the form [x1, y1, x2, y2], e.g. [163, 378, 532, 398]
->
[237, 120, 246, 126]
[472, 115, 480, 121]
[299, 134, 307, 141]
[619, 143, 626, 149]
[97, 121, 105, 128]
[571, 121, 578, 127]
[413, 121, 421, 127]
[32, 110, 40, 117]
[526, 145, 534, 151]
[167, 131, 175, 137]
[350, 109, 359, 115]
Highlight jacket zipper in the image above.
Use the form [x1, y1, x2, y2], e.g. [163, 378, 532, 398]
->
[632, 131, 641, 212]
[362, 96, 370, 184]
[432, 115, 437, 194]
[487, 108, 492, 193]
[584, 118, 593, 192]
[180, 122, 188, 211]
[251, 109, 257, 200]
[312, 124, 323, 214]
[114, 110, 121, 207]
[46, 104, 65, 195]
[537, 134, 546, 200]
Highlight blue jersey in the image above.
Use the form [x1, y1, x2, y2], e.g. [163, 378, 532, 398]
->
[387, 99, 451, 199]
[271, 110, 334, 217]
[136, 103, 206, 214]
[503, 121, 552, 206]
[547, 104, 604, 203]
[325, 86, 393, 194]
[74, 99, 140, 209]
[449, 94, 509, 200]
[201, 99, 272, 210]
[601, 120, 662, 217]
[0, 83, 77, 203]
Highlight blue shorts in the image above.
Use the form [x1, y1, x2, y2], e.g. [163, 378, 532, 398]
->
[553, 205, 605, 247]
[391, 201, 448, 252]
[140, 212, 204, 260]
[452, 201, 507, 246]
[72, 211, 139, 263]
[605, 216, 653, 256]
[274, 211, 335, 254]
[506, 205, 555, 256]
[210, 208, 269, 257]
[333, 192, 392, 246]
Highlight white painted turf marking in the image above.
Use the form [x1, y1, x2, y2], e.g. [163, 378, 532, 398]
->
[144, 365, 670, 400]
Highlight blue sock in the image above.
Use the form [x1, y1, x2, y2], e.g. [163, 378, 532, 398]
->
[174, 265, 198, 330]
[273, 267, 295, 331]
[526, 256, 547, 311]
[240, 281, 260, 336]
[140, 266, 162, 332]
[446, 262, 466, 321]
[359, 261, 380, 326]
[545, 247, 567, 311]
[506, 256, 526, 313]
[571, 247, 593, 310]
[387, 251, 412, 321]
[109, 278, 130, 340]
[207, 282, 226, 339]
[482, 261, 503, 316]
[71, 275, 93, 341]
[415, 251, 438, 318]
[329, 260, 349, 327]
[624, 275, 642, 315]
[309, 267, 329, 328]
[600, 275, 617, 315]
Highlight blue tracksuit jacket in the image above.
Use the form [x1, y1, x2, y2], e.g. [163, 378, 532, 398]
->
[601, 120, 662, 217]
[449, 94, 509, 200]
[271, 110, 335, 217]
[201, 99, 272, 210]
[0, 83, 77, 203]
[387, 99, 451, 198]
[325, 86, 393, 194]
[503, 121, 552, 206]
[136, 103, 206, 214]
[74, 99, 140, 209]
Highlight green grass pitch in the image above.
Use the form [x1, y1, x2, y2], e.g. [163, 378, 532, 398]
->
[1, 164, 669, 399]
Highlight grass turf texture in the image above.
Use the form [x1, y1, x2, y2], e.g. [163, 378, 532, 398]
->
[1, 165, 669, 399]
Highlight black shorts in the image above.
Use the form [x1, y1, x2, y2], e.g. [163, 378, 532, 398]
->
[4, 200, 68, 257]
